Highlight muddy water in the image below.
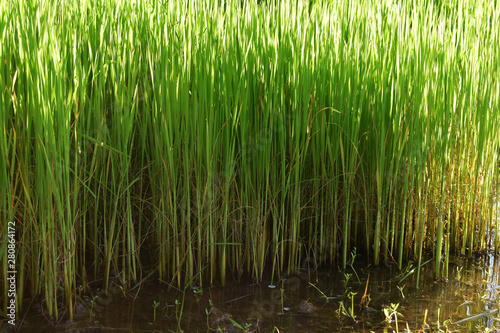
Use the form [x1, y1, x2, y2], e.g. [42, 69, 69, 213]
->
[7, 254, 500, 332]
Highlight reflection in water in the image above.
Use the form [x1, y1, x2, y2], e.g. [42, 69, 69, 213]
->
[8, 253, 500, 332]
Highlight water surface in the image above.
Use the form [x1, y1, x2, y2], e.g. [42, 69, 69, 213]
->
[6, 254, 500, 332]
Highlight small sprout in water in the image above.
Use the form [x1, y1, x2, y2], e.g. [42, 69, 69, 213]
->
[347, 291, 357, 321]
[335, 301, 348, 318]
[383, 303, 401, 324]
[348, 247, 361, 283]
[89, 294, 99, 317]
[192, 286, 203, 294]
[397, 285, 406, 299]
[336, 293, 358, 322]
[152, 300, 160, 324]
[343, 272, 352, 287]
[228, 318, 253, 331]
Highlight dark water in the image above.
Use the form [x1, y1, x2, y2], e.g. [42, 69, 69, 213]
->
[5, 254, 500, 332]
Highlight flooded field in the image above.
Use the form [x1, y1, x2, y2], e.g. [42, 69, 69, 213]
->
[7, 253, 500, 333]
[3, 0, 499, 331]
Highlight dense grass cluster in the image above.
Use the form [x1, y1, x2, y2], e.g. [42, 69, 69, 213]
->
[1, 0, 499, 320]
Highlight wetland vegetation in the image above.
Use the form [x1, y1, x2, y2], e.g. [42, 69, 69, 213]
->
[0, 0, 499, 330]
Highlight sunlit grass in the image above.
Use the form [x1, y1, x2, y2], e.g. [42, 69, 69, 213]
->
[1, 0, 499, 320]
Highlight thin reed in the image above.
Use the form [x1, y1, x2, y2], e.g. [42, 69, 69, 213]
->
[1, 0, 499, 319]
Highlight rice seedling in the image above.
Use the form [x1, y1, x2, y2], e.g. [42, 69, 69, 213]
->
[152, 300, 160, 324]
[1, 0, 499, 321]
[383, 303, 402, 333]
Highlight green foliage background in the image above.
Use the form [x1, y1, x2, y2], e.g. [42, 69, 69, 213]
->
[0, 0, 499, 319]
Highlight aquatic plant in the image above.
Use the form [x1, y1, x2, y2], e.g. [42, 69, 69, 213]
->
[383, 303, 401, 333]
[336, 291, 358, 323]
[1, 0, 499, 320]
[152, 300, 160, 325]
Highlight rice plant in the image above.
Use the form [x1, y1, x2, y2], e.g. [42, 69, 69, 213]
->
[1, 0, 499, 320]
